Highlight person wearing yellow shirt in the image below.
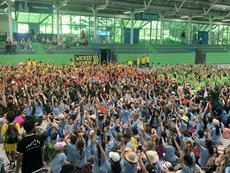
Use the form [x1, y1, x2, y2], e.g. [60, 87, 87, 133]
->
[128, 61, 133, 66]
[137, 57, 140, 67]
[145, 55, 150, 67]
[1, 111, 20, 169]
[141, 56, 146, 67]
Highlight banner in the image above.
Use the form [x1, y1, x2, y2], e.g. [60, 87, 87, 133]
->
[74, 55, 100, 65]
[15, 2, 53, 13]
[135, 12, 159, 21]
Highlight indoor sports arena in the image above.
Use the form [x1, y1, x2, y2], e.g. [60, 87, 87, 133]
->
[0, 0, 229, 173]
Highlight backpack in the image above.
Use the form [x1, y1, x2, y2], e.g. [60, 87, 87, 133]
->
[206, 155, 216, 168]
[46, 141, 55, 159]
[5, 123, 19, 144]
[81, 162, 92, 173]
[191, 148, 200, 158]
[156, 144, 164, 158]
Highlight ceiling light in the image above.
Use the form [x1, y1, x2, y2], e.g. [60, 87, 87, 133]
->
[222, 19, 230, 22]
[124, 11, 130, 14]
[181, 15, 188, 19]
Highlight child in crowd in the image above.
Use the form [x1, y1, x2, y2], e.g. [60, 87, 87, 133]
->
[0, 62, 228, 173]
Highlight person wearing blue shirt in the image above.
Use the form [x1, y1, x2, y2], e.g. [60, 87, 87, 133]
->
[162, 138, 177, 166]
[181, 154, 196, 173]
[34, 96, 44, 125]
[51, 141, 74, 173]
[146, 150, 164, 173]
[66, 135, 77, 165]
[64, 117, 74, 133]
[92, 140, 111, 173]
[194, 117, 204, 135]
[23, 97, 33, 118]
[52, 100, 63, 116]
[193, 137, 214, 167]
[130, 113, 140, 132]
[75, 135, 88, 171]
[211, 125, 222, 145]
[121, 149, 138, 173]
[211, 119, 222, 145]
[120, 108, 130, 125]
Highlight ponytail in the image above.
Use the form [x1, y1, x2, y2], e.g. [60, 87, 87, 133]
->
[215, 126, 220, 136]
[111, 160, 121, 173]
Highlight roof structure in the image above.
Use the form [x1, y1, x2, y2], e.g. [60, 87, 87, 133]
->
[1, 0, 230, 23]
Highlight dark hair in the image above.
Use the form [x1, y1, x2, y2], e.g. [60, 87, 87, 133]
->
[97, 140, 106, 167]
[215, 125, 220, 136]
[23, 120, 35, 133]
[145, 163, 156, 173]
[198, 130, 204, 138]
[105, 119, 111, 127]
[76, 137, 84, 160]
[183, 154, 194, 167]
[207, 117, 213, 123]
[76, 137, 84, 150]
[111, 159, 121, 173]
[6, 111, 15, 123]
[169, 127, 176, 134]
[70, 135, 77, 144]
[205, 139, 214, 156]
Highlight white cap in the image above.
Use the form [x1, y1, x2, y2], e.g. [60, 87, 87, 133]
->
[171, 91, 176, 95]
[89, 114, 96, 120]
[89, 130, 95, 135]
[109, 152, 121, 162]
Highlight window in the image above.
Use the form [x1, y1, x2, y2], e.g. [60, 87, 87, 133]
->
[18, 23, 29, 33]
[40, 24, 46, 33]
[18, 12, 29, 23]
[61, 25, 71, 34]
[62, 15, 71, 24]
[29, 13, 41, 23]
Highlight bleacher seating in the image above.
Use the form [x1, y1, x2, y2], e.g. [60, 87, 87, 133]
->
[45, 45, 97, 55]
[194, 45, 228, 53]
[45, 44, 153, 55]
[154, 45, 228, 53]
[154, 45, 193, 53]
[112, 45, 153, 54]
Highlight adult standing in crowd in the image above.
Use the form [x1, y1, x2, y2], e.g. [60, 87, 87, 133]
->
[16, 120, 44, 173]
[1, 111, 20, 169]
[0, 61, 228, 173]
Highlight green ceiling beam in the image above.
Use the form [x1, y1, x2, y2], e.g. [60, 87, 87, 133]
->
[140, 21, 150, 29]
[39, 14, 51, 24]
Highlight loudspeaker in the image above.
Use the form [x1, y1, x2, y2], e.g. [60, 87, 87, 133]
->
[100, 49, 111, 64]
[195, 49, 206, 64]
[101, 49, 108, 64]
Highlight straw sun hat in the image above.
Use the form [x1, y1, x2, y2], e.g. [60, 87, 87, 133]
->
[124, 147, 137, 163]
[146, 151, 159, 164]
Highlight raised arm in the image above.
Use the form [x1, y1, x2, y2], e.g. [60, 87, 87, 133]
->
[172, 136, 182, 157]
[175, 120, 182, 138]
[98, 140, 108, 161]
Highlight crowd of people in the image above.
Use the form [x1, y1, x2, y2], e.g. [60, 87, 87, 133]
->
[42, 30, 88, 52]
[5, 39, 17, 54]
[0, 60, 229, 173]
[5, 37, 34, 54]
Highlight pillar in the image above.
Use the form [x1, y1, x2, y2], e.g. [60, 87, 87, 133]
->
[160, 14, 164, 45]
[93, 9, 97, 43]
[130, 10, 134, 45]
[188, 16, 191, 45]
[209, 16, 213, 45]
[7, 2, 13, 40]
[56, 7, 60, 42]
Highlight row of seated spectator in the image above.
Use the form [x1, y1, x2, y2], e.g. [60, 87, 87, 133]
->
[20, 38, 33, 51]
[42, 34, 88, 47]
[5, 39, 17, 54]
[5, 38, 33, 54]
